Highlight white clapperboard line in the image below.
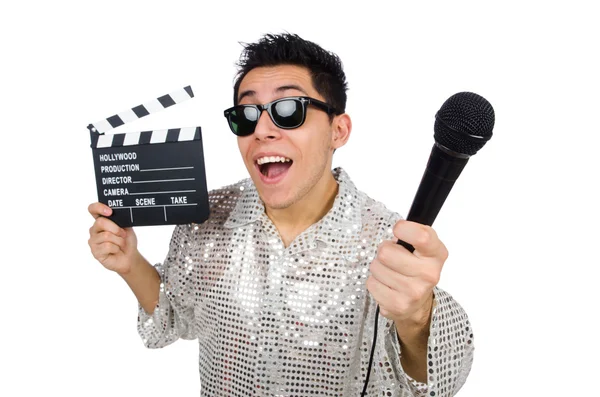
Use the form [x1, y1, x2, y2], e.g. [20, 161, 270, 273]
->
[88, 86, 199, 223]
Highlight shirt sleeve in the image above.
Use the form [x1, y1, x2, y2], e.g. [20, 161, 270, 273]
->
[365, 210, 474, 396]
[137, 224, 199, 348]
[381, 286, 474, 397]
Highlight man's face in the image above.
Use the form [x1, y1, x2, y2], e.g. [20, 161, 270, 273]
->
[236, 64, 343, 210]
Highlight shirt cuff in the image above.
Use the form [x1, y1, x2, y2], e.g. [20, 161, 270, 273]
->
[136, 263, 173, 348]
[386, 318, 429, 393]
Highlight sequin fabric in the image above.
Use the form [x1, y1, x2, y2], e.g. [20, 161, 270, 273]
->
[138, 167, 474, 396]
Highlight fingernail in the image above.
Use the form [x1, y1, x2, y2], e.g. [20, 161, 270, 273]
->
[103, 208, 111, 215]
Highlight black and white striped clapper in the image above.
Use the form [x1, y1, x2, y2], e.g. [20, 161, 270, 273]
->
[88, 85, 209, 227]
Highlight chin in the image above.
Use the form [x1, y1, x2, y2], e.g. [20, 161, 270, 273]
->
[259, 191, 296, 210]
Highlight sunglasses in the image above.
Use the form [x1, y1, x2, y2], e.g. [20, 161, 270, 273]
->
[223, 96, 338, 136]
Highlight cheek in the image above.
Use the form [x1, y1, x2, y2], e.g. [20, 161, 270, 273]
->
[292, 130, 332, 161]
[237, 138, 251, 160]
[311, 132, 334, 162]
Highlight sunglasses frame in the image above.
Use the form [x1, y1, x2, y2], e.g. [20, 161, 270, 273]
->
[223, 96, 338, 136]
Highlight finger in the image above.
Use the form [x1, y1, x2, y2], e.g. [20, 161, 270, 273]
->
[89, 230, 126, 251]
[92, 241, 122, 259]
[366, 275, 398, 313]
[376, 240, 422, 277]
[370, 257, 413, 291]
[377, 240, 442, 291]
[90, 216, 126, 238]
[393, 220, 443, 258]
[88, 202, 112, 219]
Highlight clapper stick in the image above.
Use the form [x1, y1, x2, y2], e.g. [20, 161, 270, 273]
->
[88, 86, 209, 227]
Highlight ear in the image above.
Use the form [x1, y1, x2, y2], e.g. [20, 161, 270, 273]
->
[331, 113, 352, 150]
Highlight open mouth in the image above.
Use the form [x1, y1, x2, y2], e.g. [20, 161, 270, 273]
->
[256, 156, 293, 180]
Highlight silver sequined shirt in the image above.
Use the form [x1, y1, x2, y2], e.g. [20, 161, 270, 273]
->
[138, 168, 474, 396]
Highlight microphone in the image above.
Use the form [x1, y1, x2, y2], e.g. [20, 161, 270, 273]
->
[361, 92, 495, 396]
[397, 91, 495, 252]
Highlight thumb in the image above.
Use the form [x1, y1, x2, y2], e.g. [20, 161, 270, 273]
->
[123, 227, 137, 246]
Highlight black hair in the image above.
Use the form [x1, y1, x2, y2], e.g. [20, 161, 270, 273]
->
[233, 33, 348, 115]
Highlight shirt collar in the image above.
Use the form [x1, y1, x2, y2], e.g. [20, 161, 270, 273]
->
[224, 167, 364, 247]
[222, 178, 264, 228]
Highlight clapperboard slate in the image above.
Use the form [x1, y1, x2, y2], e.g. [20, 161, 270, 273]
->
[88, 86, 209, 227]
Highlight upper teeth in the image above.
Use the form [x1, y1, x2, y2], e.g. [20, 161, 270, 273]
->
[257, 156, 291, 165]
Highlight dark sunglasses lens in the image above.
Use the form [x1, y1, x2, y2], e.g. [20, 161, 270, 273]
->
[272, 99, 304, 128]
[228, 106, 259, 136]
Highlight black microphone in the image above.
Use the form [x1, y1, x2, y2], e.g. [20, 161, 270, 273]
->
[361, 92, 495, 396]
[397, 91, 495, 252]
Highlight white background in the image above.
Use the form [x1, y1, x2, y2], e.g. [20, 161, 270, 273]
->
[1, 0, 598, 396]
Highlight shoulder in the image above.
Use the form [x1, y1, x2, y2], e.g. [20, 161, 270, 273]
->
[203, 177, 254, 223]
[359, 188, 402, 225]
[358, 189, 403, 240]
[334, 167, 402, 237]
[207, 178, 253, 211]
[177, 177, 254, 234]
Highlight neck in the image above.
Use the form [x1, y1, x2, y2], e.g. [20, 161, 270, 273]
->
[265, 169, 339, 247]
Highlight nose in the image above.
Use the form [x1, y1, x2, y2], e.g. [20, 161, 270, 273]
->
[253, 109, 281, 141]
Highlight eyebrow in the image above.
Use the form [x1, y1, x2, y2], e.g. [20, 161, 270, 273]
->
[238, 84, 310, 103]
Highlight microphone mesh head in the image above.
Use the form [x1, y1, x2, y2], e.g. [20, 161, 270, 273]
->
[434, 92, 495, 156]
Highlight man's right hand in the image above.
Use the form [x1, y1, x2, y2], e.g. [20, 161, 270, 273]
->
[87, 202, 161, 314]
[88, 202, 141, 275]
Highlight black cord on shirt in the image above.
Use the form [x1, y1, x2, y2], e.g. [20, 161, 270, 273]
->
[360, 305, 379, 396]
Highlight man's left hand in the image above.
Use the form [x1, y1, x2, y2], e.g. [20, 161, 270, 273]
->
[366, 219, 448, 327]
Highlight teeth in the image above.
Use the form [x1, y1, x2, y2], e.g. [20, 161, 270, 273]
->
[257, 156, 292, 165]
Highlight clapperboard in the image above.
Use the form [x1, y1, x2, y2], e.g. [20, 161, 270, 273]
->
[88, 86, 209, 227]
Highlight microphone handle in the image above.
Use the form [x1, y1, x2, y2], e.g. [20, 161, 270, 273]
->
[397, 143, 470, 252]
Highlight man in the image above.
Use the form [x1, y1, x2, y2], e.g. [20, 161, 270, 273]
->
[88, 33, 473, 396]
